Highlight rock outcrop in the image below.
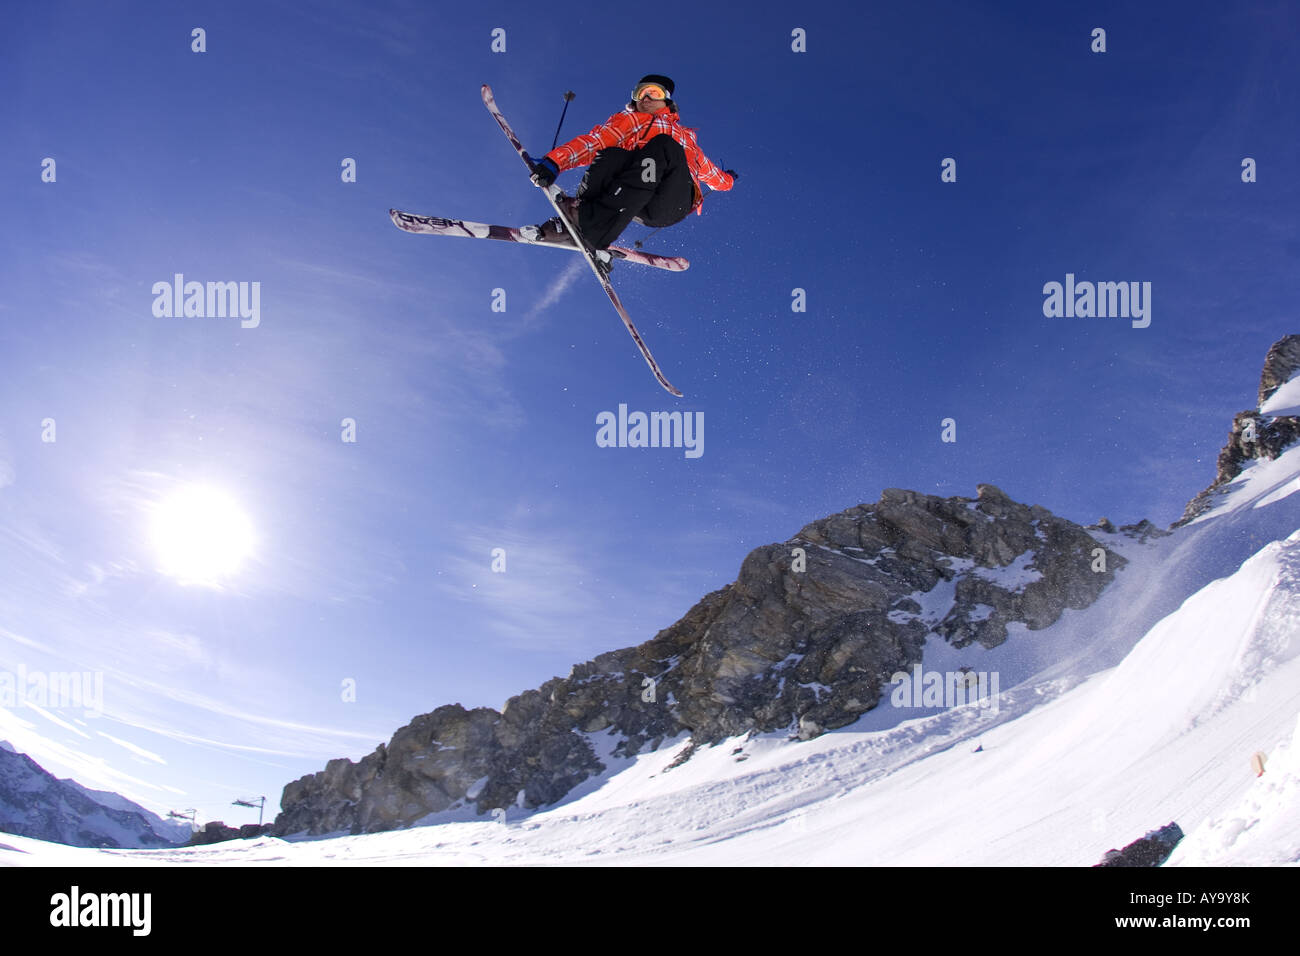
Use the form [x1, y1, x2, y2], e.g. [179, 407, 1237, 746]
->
[1094, 821, 1184, 867]
[186, 821, 274, 846]
[274, 483, 1126, 836]
[1258, 335, 1300, 404]
[1178, 335, 1300, 525]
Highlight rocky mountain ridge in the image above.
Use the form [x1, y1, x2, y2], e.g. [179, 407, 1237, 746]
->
[0, 746, 186, 848]
[274, 336, 1300, 839]
[274, 483, 1131, 836]
[1178, 334, 1300, 525]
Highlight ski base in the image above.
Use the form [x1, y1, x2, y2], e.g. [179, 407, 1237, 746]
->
[388, 209, 689, 272]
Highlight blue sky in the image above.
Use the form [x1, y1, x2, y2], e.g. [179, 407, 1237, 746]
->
[1, 0, 1297, 824]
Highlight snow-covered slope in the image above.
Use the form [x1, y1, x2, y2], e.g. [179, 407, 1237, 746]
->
[2, 438, 1297, 866]
[1169, 712, 1300, 866]
[1260, 369, 1300, 417]
[62, 780, 193, 844]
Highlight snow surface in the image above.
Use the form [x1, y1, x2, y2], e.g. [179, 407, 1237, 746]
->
[1169, 712, 1300, 866]
[3, 446, 1300, 866]
[971, 549, 1041, 590]
[1259, 369, 1300, 417]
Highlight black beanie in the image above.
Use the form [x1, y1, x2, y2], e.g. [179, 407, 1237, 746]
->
[635, 74, 675, 97]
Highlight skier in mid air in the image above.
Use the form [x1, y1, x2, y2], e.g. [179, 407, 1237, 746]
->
[524, 74, 737, 264]
[393, 81, 723, 395]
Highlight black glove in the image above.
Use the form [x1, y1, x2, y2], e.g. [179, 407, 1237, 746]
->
[724, 169, 739, 183]
[530, 157, 559, 189]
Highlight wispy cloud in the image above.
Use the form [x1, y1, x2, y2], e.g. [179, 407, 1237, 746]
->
[272, 255, 431, 298]
[63, 560, 139, 600]
[96, 729, 166, 765]
[23, 703, 91, 740]
[0, 707, 186, 809]
[429, 516, 691, 657]
[105, 669, 389, 752]
[0, 626, 55, 655]
[110, 721, 347, 760]
[432, 525, 601, 649]
[526, 257, 587, 320]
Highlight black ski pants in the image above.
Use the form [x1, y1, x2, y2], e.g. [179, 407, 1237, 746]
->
[576, 134, 695, 249]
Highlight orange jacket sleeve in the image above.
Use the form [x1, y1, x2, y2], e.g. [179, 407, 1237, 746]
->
[686, 133, 734, 192]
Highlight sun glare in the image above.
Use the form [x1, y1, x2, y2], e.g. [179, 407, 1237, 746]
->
[150, 485, 256, 586]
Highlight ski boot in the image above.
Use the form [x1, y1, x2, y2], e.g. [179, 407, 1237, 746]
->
[520, 216, 569, 245]
[521, 195, 581, 245]
[592, 247, 626, 279]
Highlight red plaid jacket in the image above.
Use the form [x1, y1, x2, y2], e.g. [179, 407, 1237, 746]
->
[544, 106, 733, 214]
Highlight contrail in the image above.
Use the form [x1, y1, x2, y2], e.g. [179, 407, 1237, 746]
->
[527, 257, 587, 319]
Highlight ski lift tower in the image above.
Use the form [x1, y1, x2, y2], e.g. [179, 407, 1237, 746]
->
[232, 796, 267, 826]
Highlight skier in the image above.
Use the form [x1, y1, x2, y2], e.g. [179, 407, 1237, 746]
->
[524, 75, 737, 262]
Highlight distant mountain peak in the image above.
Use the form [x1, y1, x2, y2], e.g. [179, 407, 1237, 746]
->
[0, 747, 186, 849]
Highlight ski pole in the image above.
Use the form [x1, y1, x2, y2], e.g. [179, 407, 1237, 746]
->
[551, 91, 575, 150]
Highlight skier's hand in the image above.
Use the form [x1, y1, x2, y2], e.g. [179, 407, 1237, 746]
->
[530, 157, 559, 189]
[724, 169, 739, 184]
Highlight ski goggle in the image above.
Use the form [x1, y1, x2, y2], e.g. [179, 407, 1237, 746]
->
[633, 84, 668, 101]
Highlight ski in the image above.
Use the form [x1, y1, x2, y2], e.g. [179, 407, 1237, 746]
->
[480, 83, 684, 397]
[388, 209, 689, 273]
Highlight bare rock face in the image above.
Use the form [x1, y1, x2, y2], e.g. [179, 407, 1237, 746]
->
[1094, 822, 1184, 867]
[273, 483, 1125, 837]
[669, 483, 1123, 747]
[274, 705, 501, 836]
[1257, 335, 1300, 407]
[1178, 335, 1300, 526]
[185, 821, 274, 846]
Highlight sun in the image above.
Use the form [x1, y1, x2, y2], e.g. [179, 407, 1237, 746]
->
[150, 485, 256, 586]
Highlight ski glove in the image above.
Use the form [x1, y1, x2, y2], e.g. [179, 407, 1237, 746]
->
[725, 169, 739, 183]
[530, 157, 559, 188]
